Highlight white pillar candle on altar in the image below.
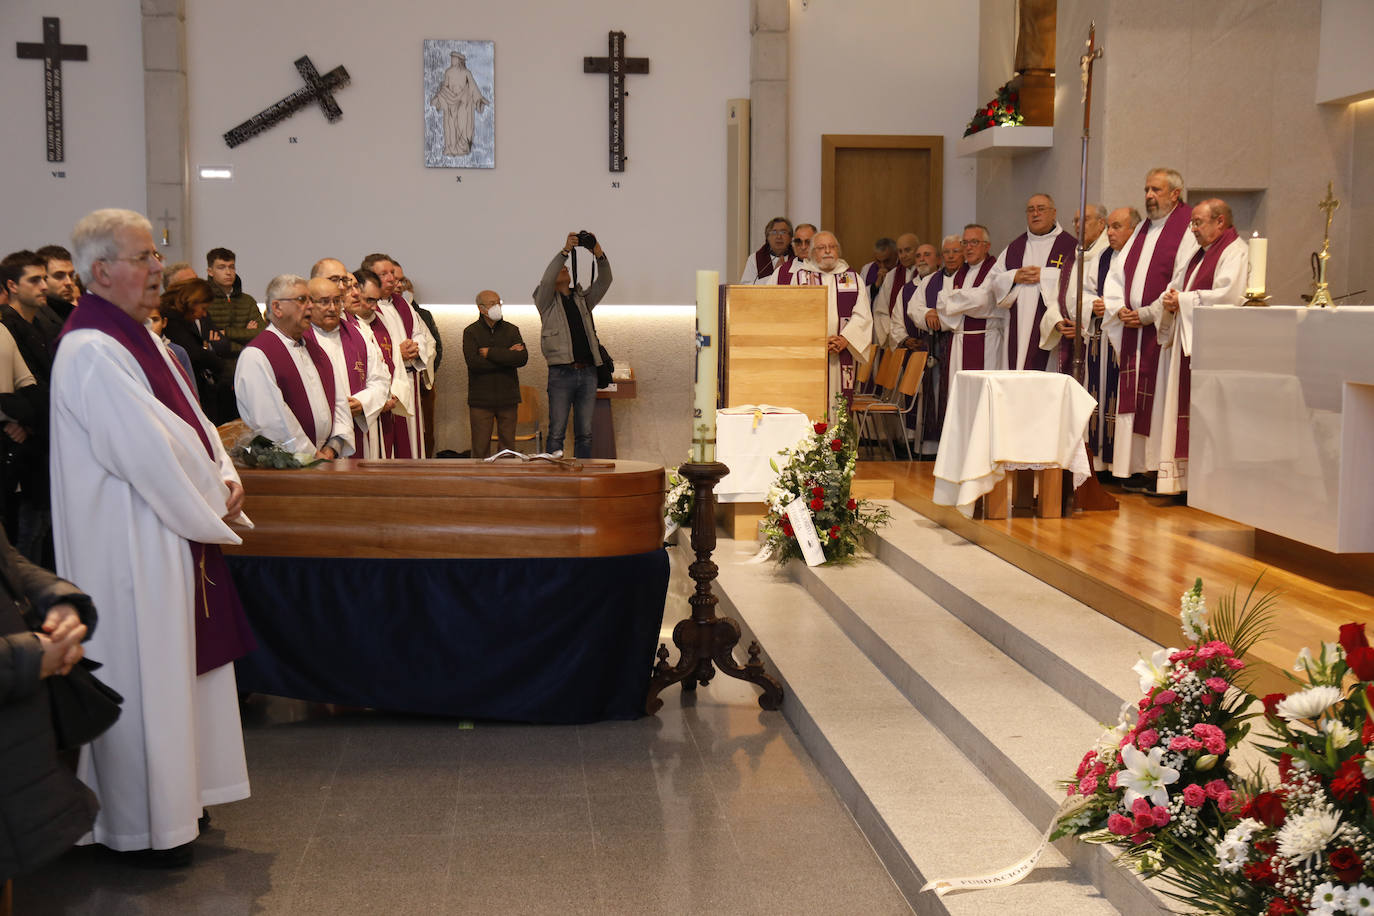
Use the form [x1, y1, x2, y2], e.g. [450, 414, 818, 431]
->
[692, 270, 720, 462]
[1246, 232, 1268, 295]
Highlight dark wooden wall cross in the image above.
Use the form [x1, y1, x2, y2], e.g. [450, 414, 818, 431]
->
[15, 17, 88, 163]
[583, 31, 649, 173]
[223, 55, 350, 149]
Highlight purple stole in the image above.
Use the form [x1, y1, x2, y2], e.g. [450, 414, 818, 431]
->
[1001, 230, 1078, 371]
[1087, 248, 1119, 464]
[751, 243, 778, 281]
[775, 257, 798, 286]
[1118, 204, 1191, 434]
[1171, 226, 1240, 459]
[883, 264, 910, 323]
[385, 294, 418, 458]
[62, 294, 254, 676]
[245, 330, 337, 448]
[796, 267, 861, 397]
[862, 261, 882, 290]
[354, 314, 396, 457]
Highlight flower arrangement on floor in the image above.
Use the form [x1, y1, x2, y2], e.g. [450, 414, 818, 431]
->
[664, 467, 694, 531]
[963, 82, 1024, 137]
[1051, 579, 1276, 881]
[758, 395, 890, 564]
[1150, 621, 1374, 915]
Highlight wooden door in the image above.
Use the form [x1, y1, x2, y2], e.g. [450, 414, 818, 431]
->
[821, 135, 943, 262]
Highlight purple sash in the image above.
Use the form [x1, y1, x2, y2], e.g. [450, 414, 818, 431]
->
[389, 293, 416, 340]
[862, 261, 882, 289]
[1168, 226, 1239, 459]
[884, 264, 909, 319]
[795, 267, 861, 396]
[1118, 204, 1191, 433]
[775, 257, 797, 285]
[752, 243, 777, 280]
[351, 314, 396, 457]
[1001, 231, 1078, 371]
[62, 294, 254, 675]
[246, 329, 337, 448]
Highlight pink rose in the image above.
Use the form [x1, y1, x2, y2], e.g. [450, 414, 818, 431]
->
[1107, 814, 1133, 836]
[1136, 729, 1159, 750]
[1224, 658, 1245, 670]
[1204, 779, 1229, 799]
[1151, 806, 1171, 827]
[1131, 798, 1152, 817]
[1078, 776, 1099, 795]
[1133, 810, 1155, 829]
[1201, 693, 1215, 705]
[1169, 736, 1203, 752]
[1217, 790, 1236, 812]
[1108, 772, 1119, 790]
[1129, 832, 1151, 845]
[1182, 784, 1207, 807]
[1153, 690, 1178, 706]
[1205, 677, 1229, 693]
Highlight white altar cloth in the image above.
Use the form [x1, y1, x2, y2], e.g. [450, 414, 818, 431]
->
[933, 370, 1096, 511]
[715, 407, 813, 503]
[1191, 305, 1374, 552]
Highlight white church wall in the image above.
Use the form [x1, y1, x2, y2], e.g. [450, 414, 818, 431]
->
[183, 0, 750, 307]
[0, 0, 147, 258]
[1317, 0, 1374, 104]
[787, 0, 981, 245]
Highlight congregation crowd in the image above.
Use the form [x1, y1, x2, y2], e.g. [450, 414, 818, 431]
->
[743, 166, 1249, 498]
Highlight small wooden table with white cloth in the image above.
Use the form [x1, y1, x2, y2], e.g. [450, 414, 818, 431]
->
[933, 370, 1097, 514]
[715, 407, 814, 502]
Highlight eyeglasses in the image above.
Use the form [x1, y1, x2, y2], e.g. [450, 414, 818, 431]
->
[106, 250, 164, 266]
[310, 296, 344, 306]
[273, 295, 309, 305]
[961, 239, 989, 246]
[1026, 206, 1053, 215]
[362, 296, 381, 306]
[767, 228, 791, 236]
[1188, 217, 1219, 227]
[792, 238, 809, 245]
[327, 274, 357, 288]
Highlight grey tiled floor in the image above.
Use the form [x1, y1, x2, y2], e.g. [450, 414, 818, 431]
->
[13, 556, 912, 915]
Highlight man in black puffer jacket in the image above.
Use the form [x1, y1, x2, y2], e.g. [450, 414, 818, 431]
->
[0, 530, 97, 887]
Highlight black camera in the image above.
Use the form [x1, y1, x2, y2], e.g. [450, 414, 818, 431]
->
[577, 230, 598, 251]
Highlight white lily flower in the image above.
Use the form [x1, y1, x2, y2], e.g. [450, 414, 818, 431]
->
[1324, 719, 1358, 750]
[1132, 648, 1176, 694]
[1117, 744, 1179, 807]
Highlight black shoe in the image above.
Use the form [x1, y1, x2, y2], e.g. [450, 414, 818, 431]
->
[115, 842, 194, 868]
[1121, 474, 1154, 494]
[198, 809, 211, 835]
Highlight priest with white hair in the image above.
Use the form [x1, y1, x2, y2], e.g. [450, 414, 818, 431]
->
[782, 230, 873, 401]
[52, 208, 255, 865]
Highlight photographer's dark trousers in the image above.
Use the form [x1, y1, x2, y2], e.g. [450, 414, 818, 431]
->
[547, 364, 597, 458]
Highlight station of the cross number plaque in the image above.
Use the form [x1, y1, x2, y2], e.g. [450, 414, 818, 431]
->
[583, 31, 649, 173]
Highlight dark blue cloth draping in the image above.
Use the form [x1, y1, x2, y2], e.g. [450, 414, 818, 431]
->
[227, 551, 669, 723]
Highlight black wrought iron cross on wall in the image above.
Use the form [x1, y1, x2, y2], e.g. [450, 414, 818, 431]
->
[223, 55, 350, 148]
[583, 32, 649, 173]
[15, 17, 88, 163]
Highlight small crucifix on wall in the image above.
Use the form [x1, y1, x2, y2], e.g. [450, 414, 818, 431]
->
[583, 31, 649, 173]
[15, 17, 88, 163]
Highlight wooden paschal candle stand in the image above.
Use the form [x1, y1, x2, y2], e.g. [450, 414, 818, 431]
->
[645, 461, 783, 714]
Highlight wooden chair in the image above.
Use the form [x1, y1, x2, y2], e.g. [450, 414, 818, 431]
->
[493, 385, 544, 453]
[853, 349, 908, 458]
[854, 346, 880, 398]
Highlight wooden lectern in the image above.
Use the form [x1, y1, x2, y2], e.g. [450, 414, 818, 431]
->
[721, 284, 829, 418]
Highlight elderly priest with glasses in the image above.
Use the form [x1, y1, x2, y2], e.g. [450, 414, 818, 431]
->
[235, 274, 354, 460]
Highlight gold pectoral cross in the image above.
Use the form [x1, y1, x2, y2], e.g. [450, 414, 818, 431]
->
[1048, 254, 1066, 269]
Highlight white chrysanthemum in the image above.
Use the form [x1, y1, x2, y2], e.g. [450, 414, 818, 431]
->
[1132, 648, 1176, 694]
[1324, 719, 1358, 750]
[1179, 582, 1207, 643]
[1347, 884, 1374, 916]
[1362, 749, 1374, 780]
[1276, 805, 1342, 863]
[1117, 745, 1179, 807]
[1215, 818, 1263, 874]
[1276, 686, 1345, 721]
[1310, 882, 1346, 916]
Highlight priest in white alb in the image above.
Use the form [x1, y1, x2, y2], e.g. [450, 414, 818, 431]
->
[235, 274, 355, 460]
[1101, 168, 1198, 490]
[989, 194, 1078, 371]
[53, 209, 256, 863]
[362, 253, 436, 458]
[872, 233, 920, 351]
[1041, 204, 1110, 356]
[1153, 199, 1247, 496]
[783, 230, 873, 401]
[304, 274, 393, 459]
[739, 217, 793, 284]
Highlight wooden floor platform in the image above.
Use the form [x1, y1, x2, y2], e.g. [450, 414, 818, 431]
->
[858, 461, 1374, 697]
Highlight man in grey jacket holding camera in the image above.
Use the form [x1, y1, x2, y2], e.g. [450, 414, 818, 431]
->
[534, 232, 611, 458]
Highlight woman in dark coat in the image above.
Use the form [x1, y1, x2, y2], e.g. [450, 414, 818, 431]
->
[0, 529, 98, 891]
[160, 279, 233, 423]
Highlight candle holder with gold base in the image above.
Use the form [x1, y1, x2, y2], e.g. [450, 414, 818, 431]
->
[1242, 292, 1271, 307]
[644, 460, 784, 714]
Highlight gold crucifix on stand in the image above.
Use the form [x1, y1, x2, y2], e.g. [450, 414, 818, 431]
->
[1310, 181, 1340, 309]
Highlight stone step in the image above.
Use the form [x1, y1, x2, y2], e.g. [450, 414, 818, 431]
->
[712, 543, 1125, 916]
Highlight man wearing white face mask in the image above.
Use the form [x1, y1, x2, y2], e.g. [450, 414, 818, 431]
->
[462, 289, 528, 458]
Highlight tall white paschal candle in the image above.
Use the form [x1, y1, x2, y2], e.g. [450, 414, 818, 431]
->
[692, 270, 720, 462]
[1246, 232, 1268, 296]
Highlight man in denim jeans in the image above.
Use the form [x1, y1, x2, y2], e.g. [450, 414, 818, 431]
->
[533, 232, 611, 458]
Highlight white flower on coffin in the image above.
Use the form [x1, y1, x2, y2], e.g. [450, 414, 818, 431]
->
[1179, 580, 1207, 642]
[1215, 818, 1263, 873]
[1276, 805, 1342, 864]
[1324, 719, 1358, 750]
[1132, 648, 1177, 694]
[1118, 745, 1179, 807]
[1275, 686, 1344, 722]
